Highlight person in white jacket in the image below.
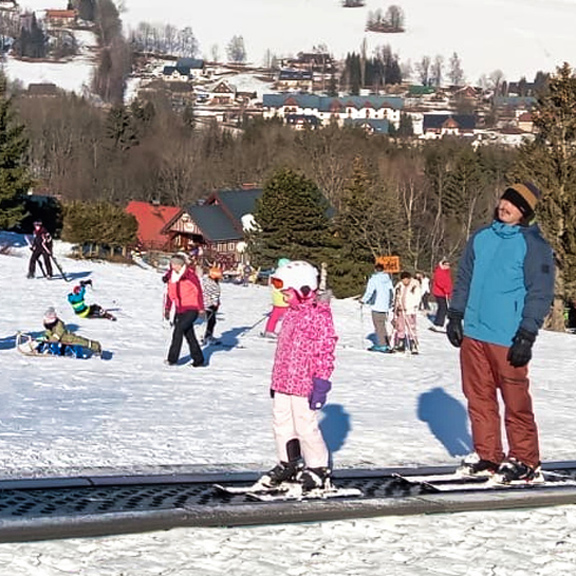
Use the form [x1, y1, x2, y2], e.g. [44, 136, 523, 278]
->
[360, 263, 394, 352]
[393, 271, 422, 354]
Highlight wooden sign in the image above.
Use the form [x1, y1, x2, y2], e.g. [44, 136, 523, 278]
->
[376, 255, 400, 274]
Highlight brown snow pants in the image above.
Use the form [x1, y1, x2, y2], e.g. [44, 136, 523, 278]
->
[460, 336, 540, 468]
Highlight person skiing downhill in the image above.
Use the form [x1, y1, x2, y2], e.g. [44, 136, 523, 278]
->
[260, 260, 338, 492]
[67, 280, 116, 321]
[447, 182, 555, 484]
[27, 221, 53, 279]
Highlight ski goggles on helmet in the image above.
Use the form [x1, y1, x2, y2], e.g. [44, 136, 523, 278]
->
[271, 277, 284, 289]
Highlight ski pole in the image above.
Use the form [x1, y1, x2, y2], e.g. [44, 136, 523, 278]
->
[50, 253, 69, 282]
[237, 314, 268, 340]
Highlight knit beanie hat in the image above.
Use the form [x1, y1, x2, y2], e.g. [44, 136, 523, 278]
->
[500, 182, 541, 220]
[43, 307, 57, 324]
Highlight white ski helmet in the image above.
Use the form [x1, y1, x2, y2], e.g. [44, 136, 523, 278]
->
[271, 260, 319, 297]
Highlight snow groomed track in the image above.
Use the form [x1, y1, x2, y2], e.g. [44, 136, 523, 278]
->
[2, 462, 576, 542]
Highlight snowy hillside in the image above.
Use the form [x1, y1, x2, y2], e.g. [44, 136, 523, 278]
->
[120, 0, 576, 83]
[2, 0, 97, 93]
[2, 234, 576, 573]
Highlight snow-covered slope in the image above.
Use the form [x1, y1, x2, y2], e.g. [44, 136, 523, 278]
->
[2, 234, 576, 573]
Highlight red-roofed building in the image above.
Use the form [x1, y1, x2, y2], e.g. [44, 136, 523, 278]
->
[45, 9, 77, 27]
[125, 201, 183, 251]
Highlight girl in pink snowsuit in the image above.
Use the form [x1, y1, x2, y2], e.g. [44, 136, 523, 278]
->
[264, 261, 338, 491]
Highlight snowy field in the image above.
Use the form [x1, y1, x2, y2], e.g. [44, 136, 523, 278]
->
[1, 26, 97, 93]
[1, 233, 576, 573]
[120, 0, 576, 83]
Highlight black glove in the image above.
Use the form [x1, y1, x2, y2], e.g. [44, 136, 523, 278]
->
[80, 279, 92, 287]
[507, 328, 536, 368]
[446, 310, 464, 348]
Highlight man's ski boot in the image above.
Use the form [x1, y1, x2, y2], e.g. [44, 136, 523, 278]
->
[297, 467, 333, 492]
[491, 458, 543, 485]
[457, 453, 499, 478]
[258, 460, 303, 489]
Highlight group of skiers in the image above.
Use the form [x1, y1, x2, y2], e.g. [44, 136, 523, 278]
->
[23, 221, 116, 356]
[23, 180, 556, 492]
[360, 265, 424, 354]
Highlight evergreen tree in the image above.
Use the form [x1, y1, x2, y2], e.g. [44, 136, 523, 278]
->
[0, 74, 31, 230]
[512, 62, 576, 330]
[62, 201, 137, 247]
[396, 112, 414, 138]
[226, 35, 246, 63]
[447, 52, 465, 86]
[332, 156, 390, 296]
[106, 104, 138, 151]
[248, 168, 334, 267]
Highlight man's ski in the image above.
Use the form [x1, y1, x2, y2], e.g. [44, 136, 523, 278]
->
[396, 470, 576, 492]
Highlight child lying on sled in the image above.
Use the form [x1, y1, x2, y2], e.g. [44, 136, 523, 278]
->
[40, 307, 102, 356]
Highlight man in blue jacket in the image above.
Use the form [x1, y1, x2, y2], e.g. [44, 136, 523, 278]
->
[446, 182, 554, 484]
[360, 263, 394, 352]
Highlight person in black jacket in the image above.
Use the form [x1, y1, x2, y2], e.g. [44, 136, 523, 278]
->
[28, 221, 53, 279]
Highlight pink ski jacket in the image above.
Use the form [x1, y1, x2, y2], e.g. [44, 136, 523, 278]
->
[271, 297, 338, 397]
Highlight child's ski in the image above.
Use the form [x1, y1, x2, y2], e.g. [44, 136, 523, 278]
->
[247, 484, 363, 502]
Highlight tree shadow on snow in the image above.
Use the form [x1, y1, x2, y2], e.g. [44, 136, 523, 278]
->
[417, 387, 472, 457]
[319, 404, 351, 466]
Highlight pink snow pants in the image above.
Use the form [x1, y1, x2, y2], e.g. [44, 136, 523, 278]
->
[460, 337, 539, 468]
[265, 305, 287, 334]
[272, 392, 329, 468]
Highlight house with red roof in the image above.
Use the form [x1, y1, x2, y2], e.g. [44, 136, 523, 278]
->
[125, 201, 183, 251]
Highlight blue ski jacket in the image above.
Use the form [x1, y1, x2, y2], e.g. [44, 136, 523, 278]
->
[450, 220, 554, 346]
[361, 271, 394, 313]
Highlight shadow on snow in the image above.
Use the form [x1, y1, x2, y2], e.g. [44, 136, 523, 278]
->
[417, 386, 472, 457]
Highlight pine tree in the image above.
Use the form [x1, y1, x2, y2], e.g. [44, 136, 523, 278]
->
[332, 156, 387, 296]
[0, 73, 31, 230]
[512, 62, 576, 330]
[248, 168, 334, 268]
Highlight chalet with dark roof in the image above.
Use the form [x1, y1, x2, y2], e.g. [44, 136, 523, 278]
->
[26, 83, 59, 97]
[165, 188, 263, 269]
[422, 114, 477, 138]
[276, 69, 314, 92]
[162, 65, 192, 82]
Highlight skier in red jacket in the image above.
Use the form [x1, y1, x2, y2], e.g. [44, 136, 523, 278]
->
[431, 259, 453, 331]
